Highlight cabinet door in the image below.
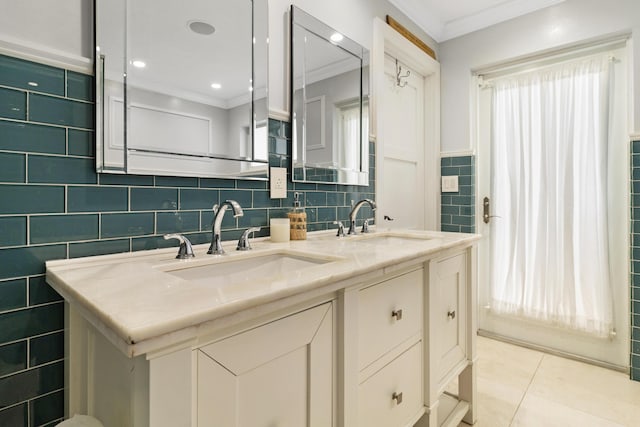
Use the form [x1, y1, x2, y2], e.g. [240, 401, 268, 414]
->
[197, 302, 333, 427]
[430, 252, 467, 387]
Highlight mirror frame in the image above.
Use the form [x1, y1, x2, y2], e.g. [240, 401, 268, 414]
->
[290, 6, 370, 186]
[95, 0, 269, 181]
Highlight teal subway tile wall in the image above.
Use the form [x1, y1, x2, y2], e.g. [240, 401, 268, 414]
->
[0, 54, 375, 425]
[441, 155, 475, 233]
[631, 139, 640, 381]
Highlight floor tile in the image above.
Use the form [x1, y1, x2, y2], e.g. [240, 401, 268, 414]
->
[511, 394, 624, 427]
[460, 337, 640, 427]
[527, 354, 640, 426]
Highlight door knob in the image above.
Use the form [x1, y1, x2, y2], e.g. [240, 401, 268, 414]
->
[483, 197, 501, 224]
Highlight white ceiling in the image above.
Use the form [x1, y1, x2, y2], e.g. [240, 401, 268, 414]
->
[387, 0, 566, 42]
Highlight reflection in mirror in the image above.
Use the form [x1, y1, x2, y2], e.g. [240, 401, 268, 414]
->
[95, 0, 269, 180]
[291, 6, 369, 186]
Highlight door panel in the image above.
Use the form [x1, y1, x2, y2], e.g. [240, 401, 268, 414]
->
[379, 55, 424, 229]
[476, 47, 629, 368]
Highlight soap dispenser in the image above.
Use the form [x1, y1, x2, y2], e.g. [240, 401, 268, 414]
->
[288, 192, 307, 240]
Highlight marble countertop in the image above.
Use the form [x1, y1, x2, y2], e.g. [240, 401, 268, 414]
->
[46, 228, 479, 356]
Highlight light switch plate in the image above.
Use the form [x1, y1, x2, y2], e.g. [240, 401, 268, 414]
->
[441, 175, 459, 193]
[270, 167, 287, 198]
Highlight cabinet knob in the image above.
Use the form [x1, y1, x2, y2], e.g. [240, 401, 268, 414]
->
[391, 309, 403, 320]
[447, 310, 456, 319]
[392, 391, 403, 405]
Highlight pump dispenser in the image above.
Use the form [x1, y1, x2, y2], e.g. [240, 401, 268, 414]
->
[288, 192, 307, 240]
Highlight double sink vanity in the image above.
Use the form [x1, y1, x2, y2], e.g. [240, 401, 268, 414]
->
[80, 0, 479, 424]
[46, 227, 479, 427]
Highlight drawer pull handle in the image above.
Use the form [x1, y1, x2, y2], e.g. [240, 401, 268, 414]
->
[447, 310, 456, 319]
[391, 309, 403, 320]
[392, 392, 403, 405]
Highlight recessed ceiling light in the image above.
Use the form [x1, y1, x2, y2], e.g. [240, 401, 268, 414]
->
[211, 83, 222, 89]
[188, 20, 216, 36]
[330, 32, 344, 43]
[131, 60, 146, 68]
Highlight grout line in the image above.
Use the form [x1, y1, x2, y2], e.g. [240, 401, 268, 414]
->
[508, 353, 545, 426]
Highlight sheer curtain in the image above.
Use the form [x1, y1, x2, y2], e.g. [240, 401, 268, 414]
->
[490, 56, 614, 337]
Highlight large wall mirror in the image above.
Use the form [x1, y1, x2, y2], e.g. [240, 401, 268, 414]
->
[291, 6, 369, 186]
[95, 0, 269, 180]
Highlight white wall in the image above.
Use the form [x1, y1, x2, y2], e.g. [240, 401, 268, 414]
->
[439, 0, 640, 153]
[0, 0, 437, 117]
[0, 0, 92, 70]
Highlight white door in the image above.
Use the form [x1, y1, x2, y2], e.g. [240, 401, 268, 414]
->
[477, 46, 629, 368]
[373, 19, 440, 231]
[380, 55, 425, 229]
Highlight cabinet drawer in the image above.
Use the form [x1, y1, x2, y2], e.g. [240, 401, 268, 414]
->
[358, 268, 423, 369]
[358, 342, 423, 427]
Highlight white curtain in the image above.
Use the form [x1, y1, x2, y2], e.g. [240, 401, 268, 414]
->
[490, 56, 614, 337]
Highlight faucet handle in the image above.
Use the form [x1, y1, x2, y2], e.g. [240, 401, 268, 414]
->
[362, 218, 374, 233]
[333, 221, 345, 237]
[163, 234, 195, 259]
[237, 227, 261, 251]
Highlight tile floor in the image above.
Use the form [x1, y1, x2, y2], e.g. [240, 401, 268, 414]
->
[458, 336, 640, 427]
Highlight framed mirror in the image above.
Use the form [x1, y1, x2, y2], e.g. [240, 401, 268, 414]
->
[290, 6, 369, 186]
[95, 0, 269, 180]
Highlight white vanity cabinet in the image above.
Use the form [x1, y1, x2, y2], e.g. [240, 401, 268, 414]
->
[195, 302, 334, 427]
[50, 230, 479, 427]
[67, 301, 335, 427]
[345, 248, 476, 427]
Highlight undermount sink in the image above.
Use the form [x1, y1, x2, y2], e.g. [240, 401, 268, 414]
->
[162, 251, 336, 286]
[361, 235, 431, 245]
[316, 231, 434, 245]
[356, 233, 434, 245]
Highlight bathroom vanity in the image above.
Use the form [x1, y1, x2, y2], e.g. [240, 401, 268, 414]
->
[46, 229, 479, 427]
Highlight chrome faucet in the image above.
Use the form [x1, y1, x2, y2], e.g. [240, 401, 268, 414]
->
[208, 200, 244, 255]
[163, 234, 195, 259]
[237, 227, 261, 251]
[348, 199, 377, 235]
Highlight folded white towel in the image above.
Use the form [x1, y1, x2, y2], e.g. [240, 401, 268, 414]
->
[56, 414, 104, 427]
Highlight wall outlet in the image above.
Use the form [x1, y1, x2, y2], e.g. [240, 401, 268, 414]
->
[441, 175, 459, 193]
[270, 167, 287, 198]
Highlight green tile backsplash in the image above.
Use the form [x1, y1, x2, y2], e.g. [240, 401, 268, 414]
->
[28, 93, 93, 129]
[0, 341, 27, 377]
[30, 215, 99, 244]
[67, 186, 128, 212]
[66, 71, 93, 102]
[0, 185, 65, 214]
[0, 87, 27, 120]
[0, 152, 25, 182]
[0, 53, 375, 424]
[631, 139, 640, 381]
[0, 121, 66, 154]
[0, 55, 65, 96]
[0, 279, 27, 312]
[28, 155, 97, 184]
[0, 217, 27, 247]
[441, 155, 476, 233]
